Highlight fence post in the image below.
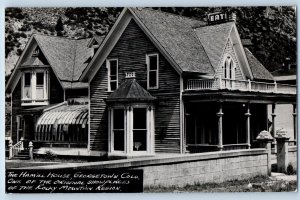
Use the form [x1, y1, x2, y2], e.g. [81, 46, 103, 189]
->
[20, 137, 24, 150]
[218, 75, 223, 89]
[275, 130, 290, 173]
[8, 140, 13, 160]
[274, 81, 277, 92]
[248, 79, 251, 91]
[29, 141, 33, 160]
[256, 130, 273, 176]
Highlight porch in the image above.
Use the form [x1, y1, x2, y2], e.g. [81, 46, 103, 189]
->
[185, 77, 296, 94]
[183, 89, 297, 153]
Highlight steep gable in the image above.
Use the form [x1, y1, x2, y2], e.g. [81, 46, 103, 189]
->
[195, 22, 234, 71]
[131, 8, 213, 74]
[216, 39, 245, 80]
[34, 35, 92, 82]
[80, 8, 215, 82]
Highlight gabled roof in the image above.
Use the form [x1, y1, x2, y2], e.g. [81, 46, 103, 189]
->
[106, 78, 156, 102]
[34, 35, 92, 82]
[244, 48, 274, 80]
[131, 8, 214, 74]
[194, 22, 235, 71]
[6, 34, 100, 92]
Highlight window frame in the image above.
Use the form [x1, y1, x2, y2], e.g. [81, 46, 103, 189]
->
[223, 55, 235, 80]
[106, 58, 119, 92]
[146, 53, 159, 89]
[21, 69, 49, 106]
[110, 107, 126, 153]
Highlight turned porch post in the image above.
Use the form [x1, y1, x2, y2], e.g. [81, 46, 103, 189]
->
[245, 103, 251, 149]
[271, 103, 277, 138]
[293, 104, 297, 142]
[217, 102, 224, 151]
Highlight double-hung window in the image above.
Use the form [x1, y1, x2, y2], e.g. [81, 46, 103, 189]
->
[146, 54, 159, 89]
[107, 59, 118, 92]
[22, 70, 49, 106]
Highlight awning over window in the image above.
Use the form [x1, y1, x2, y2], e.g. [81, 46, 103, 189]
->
[36, 104, 88, 126]
[35, 104, 88, 143]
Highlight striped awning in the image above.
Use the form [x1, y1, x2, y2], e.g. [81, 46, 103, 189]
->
[36, 104, 88, 127]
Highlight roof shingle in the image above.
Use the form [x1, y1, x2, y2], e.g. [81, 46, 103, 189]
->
[194, 22, 234, 71]
[131, 8, 214, 74]
[107, 78, 156, 102]
[244, 47, 274, 80]
[34, 35, 93, 82]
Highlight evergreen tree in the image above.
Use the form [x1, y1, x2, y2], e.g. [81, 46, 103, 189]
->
[55, 16, 64, 32]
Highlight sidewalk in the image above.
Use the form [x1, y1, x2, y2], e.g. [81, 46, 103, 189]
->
[270, 172, 297, 182]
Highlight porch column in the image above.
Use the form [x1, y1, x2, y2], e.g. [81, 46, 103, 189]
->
[271, 103, 277, 138]
[217, 102, 224, 151]
[292, 104, 297, 142]
[245, 103, 251, 149]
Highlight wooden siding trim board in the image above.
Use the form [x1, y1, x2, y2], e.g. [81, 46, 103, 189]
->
[89, 20, 181, 154]
[6, 36, 34, 92]
[231, 25, 253, 79]
[80, 9, 132, 83]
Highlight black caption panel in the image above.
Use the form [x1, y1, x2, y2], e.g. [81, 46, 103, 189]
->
[6, 169, 143, 193]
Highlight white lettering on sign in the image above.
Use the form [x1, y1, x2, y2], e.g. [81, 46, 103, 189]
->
[208, 12, 228, 24]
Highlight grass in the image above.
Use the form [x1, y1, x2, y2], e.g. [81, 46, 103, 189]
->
[145, 175, 297, 192]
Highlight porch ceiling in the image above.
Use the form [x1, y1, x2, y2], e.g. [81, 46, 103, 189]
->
[182, 89, 296, 104]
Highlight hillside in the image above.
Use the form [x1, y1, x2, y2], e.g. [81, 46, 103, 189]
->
[5, 7, 296, 76]
[5, 7, 122, 75]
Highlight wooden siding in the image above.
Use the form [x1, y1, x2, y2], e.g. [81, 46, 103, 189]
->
[49, 70, 64, 104]
[90, 19, 181, 153]
[10, 69, 64, 144]
[217, 39, 244, 80]
[11, 80, 22, 144]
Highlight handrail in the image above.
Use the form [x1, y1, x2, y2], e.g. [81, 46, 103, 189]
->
[9, 138, 24, 159]
[185, 78, 296, 94]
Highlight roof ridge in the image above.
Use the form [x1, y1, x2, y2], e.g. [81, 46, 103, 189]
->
[136, 7, 205, 23]
[33, 33, 92, 41]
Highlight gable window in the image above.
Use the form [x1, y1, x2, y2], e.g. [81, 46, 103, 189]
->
[24, 72, 32, 99]
[107, 59, 118, 91]
[22, 70, 49, 106]
[224, 56, 235, 80]
[146, 53, 159, 89]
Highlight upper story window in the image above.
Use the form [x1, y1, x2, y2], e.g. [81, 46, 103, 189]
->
[107, 59, 118, 92]
[224, 56, 235, 80]
[146, 53, 159, 89]
[22, 70, 49, 106]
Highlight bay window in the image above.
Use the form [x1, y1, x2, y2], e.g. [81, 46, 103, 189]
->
[109, 105, 154, 156]
[21, 70, 49, 106]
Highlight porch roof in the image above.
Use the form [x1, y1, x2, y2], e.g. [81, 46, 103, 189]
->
[106, 78, 156, 103]
[183, 89, 296, 104]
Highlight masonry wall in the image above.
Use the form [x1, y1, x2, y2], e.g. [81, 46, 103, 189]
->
[26, 149, 269, 188]
[90, 19, 181, 153]
[140, 150, 268, 187]
[288, 146, 297, 170]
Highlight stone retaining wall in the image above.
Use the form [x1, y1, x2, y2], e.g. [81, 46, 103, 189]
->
[288, 146, 297, 170]
[21, 149, 269, 188]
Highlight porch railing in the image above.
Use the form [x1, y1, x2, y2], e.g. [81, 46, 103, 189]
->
[186, 77, 296, 94]
[9, 138, 24, 159]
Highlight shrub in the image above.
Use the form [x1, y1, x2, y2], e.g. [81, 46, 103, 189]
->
[286, 163, 296, 175]
[44, 150, 57, 160]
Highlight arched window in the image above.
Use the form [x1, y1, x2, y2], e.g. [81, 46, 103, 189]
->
[224, 56, 235, 80]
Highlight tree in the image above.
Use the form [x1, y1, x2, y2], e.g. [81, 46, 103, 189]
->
[55, 16, 64, 32]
